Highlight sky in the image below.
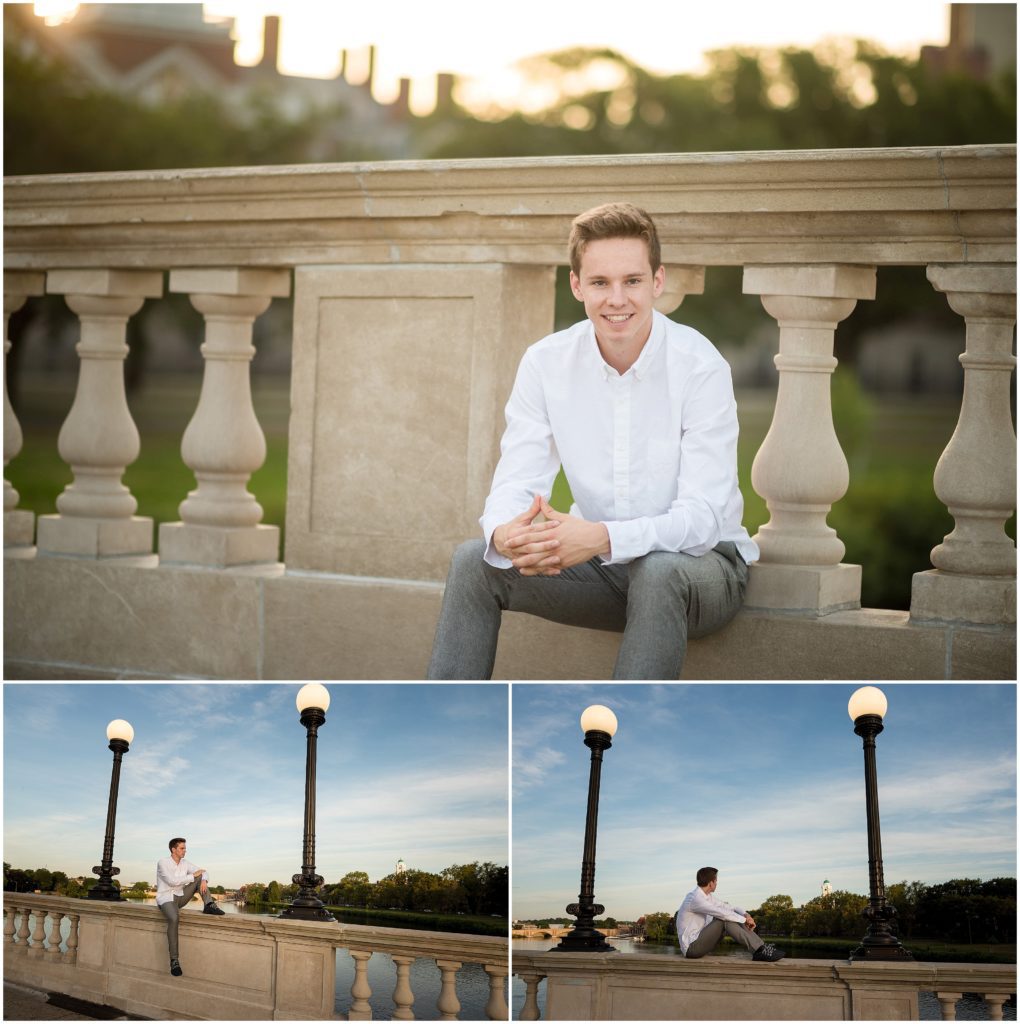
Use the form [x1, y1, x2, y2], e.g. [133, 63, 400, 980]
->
[35, 0, 948, 115]
[512, 683, 1017, 921]
[3, 683, 507, 889]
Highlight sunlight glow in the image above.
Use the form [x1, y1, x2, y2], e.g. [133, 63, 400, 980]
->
[33, 1, 79, 26]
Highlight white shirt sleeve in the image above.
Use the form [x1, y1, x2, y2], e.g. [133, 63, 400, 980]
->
[601, 361, 740, 564]
[479, 350, 561, 567]
[185, 859, 208, 885]
[689, 887, 746, 924]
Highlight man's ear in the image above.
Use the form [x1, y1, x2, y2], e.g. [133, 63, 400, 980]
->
[652, 265, 665, 298]
[569, 270, 584, 302]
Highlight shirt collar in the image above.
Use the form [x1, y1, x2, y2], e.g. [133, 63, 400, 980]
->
[590, 310, 665, 381]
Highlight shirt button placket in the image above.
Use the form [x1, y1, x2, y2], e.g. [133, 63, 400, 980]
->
[613, 376, 631, 520]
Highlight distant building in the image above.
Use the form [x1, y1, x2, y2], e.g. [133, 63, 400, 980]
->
[921, 3, 1016, 80]
[822, 879, 832, 897]
[3, 3, 422, 157]
[395, 858, 407, 876]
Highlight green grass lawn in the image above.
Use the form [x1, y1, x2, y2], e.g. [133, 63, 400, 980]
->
[7, 371, 1011, 610]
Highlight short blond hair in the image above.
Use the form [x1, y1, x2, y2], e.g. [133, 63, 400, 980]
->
[568, 202, 661, 276]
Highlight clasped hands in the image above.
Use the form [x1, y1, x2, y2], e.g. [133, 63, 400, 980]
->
[493, 494, 610, 576]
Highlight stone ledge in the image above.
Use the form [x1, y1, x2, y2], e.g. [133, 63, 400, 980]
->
[513, 950, 1016, 1022]
[4, 553, 1014, 679]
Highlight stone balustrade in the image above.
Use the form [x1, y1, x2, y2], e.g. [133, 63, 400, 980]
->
[512, 948, 1017, 1021]
[3, 893, 508, 1021]
[3, 145, 1015, 678]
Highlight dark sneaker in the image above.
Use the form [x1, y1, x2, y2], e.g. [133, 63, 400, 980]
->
[752, 943, 786, 962]
[203, 902, 226, 916]
[170, 959, 183, 977]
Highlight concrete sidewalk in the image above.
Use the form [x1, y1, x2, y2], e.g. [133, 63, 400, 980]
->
[2, 983, 138, 1021]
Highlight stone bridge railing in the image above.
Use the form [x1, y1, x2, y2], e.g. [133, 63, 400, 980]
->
[3, 145, 1015, 678]
[512, 948, 1016, 1021]
[3, 893, 509, 1020]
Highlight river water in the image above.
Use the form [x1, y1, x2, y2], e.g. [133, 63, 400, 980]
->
[510, 938, 1016, 1021]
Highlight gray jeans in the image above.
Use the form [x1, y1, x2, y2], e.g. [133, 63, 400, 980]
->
[159, 878, 212, 959]
[427, 539, 748, 680]
[685, 918, 764, 958]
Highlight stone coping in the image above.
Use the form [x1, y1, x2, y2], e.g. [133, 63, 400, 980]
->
[5, 893, 508, 967]
[5, 145, 1014, 268]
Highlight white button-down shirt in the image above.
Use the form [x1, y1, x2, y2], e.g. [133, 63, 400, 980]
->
[155, 857, 207, 907]
[675, 885, 748, 956]
[481, 311, 758, 567]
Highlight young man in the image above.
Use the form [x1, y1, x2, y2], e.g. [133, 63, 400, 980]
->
[156, 837, 225, 977]
[427, 202, 757, 679]
[676, 867, 785, 961]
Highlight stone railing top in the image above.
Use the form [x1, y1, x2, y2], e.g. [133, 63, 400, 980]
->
[4, 893, 507, 966]
[4, 145, 1015, 269]
[512, 949, 1016, 990]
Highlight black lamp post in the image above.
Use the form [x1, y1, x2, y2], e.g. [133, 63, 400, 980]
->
[847, 686, 912, 961]
[554, 704, 618, 953]
[88, 719, 134, 901]
[280, 683, 335, 922]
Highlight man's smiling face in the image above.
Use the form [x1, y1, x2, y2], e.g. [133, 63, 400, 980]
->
[569, 236, 665, 357]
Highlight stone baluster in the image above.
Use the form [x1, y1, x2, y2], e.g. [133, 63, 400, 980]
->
[15, 906, 30, 952]
[4, 271, 46, 548]
[911, 265, 1016, 626]
[64, 912, 79, 964]
[741, 265, 876, 614]
[518, 972, 544, 1020]
[348, 949, 374, 1021]
[935, 991, 961, 1020]
[435, 959, 462, 1021]
[159, 268, 290, 568]
[983, 993, 1009, 1020]
[36, 270, 163, 557]
[3, 905, 16, 947]
[45, 910, 63, 960]
[654, 265, 705, 315]
[29, 908, 46, 958]
[391, 954, 416, 1020]
[483, 964, 509, 1020]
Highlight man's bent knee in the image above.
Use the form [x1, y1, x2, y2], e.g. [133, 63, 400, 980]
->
[449, 539, 486, 576]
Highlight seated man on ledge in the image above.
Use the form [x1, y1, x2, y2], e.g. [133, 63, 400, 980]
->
[427, 201, 757, 680]
[156, 837, 225, 977]
[676, 866, 785, 961]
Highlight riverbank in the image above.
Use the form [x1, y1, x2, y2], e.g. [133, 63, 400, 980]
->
[254, 901, 508, 936]
[643, 934, 1017, 964]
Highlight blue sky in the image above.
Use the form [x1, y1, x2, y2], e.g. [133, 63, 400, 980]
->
[512, 683, 1016, 920]
[3, 683, 507, 889]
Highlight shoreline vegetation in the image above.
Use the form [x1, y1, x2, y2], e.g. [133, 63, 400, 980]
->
[638, 934, 1017, 965]
[257, 902, 508, 936]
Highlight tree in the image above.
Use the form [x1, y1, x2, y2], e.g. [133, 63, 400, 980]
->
[796, 890, 868, 939]
[331, 870, 372, 908]
[642, 911, 675, 943]
[265, 880, 282, 904]
[752, 894, 797, 936]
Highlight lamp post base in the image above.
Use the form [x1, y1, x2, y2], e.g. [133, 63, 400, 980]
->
[552, 930, 617, 953]
[87, 866, 124, 901]
[552, 901, 617, 953]
[278, 903, 336, 922]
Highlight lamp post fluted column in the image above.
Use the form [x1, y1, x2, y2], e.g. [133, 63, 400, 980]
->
[281, 683, 335, 922]
[88, 719, 134, 901]
[848, 686, 912, 961]
[555, 704, 617, 953]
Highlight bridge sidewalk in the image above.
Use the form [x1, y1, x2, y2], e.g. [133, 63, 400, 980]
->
[3, 982, 140, 1021]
